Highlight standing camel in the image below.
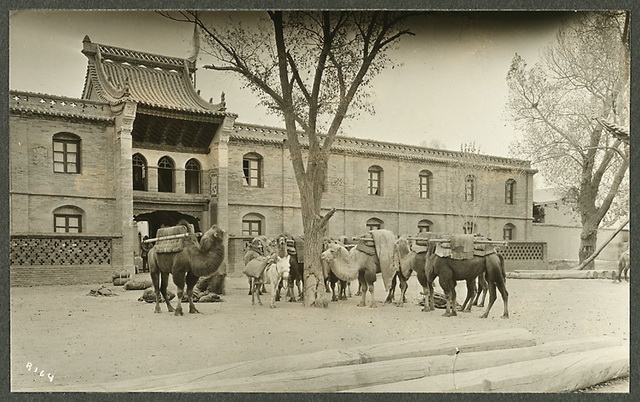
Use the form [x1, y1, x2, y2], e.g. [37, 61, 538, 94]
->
[386, 236, 429, 307]
[244, 236, 272, 295]
[615, 249, 630, 283]
[148, 225, 225, 316]
[320, 229, 398, 308]
[424, 242, 508, 318]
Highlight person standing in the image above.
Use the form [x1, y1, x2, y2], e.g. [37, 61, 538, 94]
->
[140, 236, 152, 272]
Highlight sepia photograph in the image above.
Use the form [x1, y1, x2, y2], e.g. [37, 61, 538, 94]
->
[7, 6, 632, 395]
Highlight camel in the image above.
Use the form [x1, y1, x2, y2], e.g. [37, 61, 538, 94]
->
[386, 236, 429, 307]
[251, 254, 290, 308]
[424, 242, 508, 319]
[274, 234, 304, 302]
[615, 249, 630, 283]
[148, 225, 225, 316]
[320, 229, 398, 308]
[244, 236, 272, 295]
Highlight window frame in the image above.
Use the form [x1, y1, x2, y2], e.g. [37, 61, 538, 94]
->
[419, 170, 432, 199]
[53, 134, 81, 174]
[132, 153, 148, 191]
[366, 217, 383, 231]
[505, 179, 516, 205]
[368, 166, 383, 196]
[185, 158, 202, 194]
[54, 214, 82, 233]
[243, 153, 263, 187]
[418, 219, 433, 233]
[242, 219, 262, 236]
[465, 175, 475, 202]
[503, 223, 515, 240]
[463, 221, 476, 235]
[157, 156, 175, 193]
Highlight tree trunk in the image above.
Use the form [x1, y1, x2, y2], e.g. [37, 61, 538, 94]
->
[302, 216, 328, 308]
[575, 217, 629, 270]
[578, 226, 598, 270]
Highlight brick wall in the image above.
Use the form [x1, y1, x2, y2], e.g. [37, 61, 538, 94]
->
[226, 140, 534, 240]
[10, 115, 118, 235]
[10, 265, 114, 286]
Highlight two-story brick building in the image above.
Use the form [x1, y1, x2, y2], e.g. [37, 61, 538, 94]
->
[9, 37, 540, 285]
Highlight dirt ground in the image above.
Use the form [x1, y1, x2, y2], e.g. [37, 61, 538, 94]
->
[11, 273, 630, 393]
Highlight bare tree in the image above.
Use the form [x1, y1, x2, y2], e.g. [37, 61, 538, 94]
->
[160, 11, 418, 306]
[506, 12, 629, 267]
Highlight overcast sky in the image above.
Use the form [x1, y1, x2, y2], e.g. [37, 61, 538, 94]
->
[10, 10, 575, 179]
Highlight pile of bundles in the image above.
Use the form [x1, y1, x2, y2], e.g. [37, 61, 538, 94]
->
[418, 292, 461, 309]
[87, 285, 118, 297]
[138, 288, 175, 303]
[123, 278, 153, 290]
[112, 269, 131, 286]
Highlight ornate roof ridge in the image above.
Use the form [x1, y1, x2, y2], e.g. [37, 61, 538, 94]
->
[83, 35, 193, 71]
[10, 90, 108, 105]
[232, 122, 531, 168]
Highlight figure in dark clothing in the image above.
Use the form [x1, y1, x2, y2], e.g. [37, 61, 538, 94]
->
[140, 236, 152, 272]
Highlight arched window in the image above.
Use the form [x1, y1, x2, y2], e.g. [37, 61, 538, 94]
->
[132, 153, 147, 191]
[53, 205, 85, 233]
[53, 132, 81, 173]
[185, 158, 201, 194]
[242, 213, 264, 236]
[419, 170, 432, 199]
[366, 217, 383, 231]
[505, 179, 516, 205]
[157, 156, 175, 193]
[368, 166, 383, 196]
[463, 221, 476, 235]
[465, 175, 475, 202]
[503, 223, 515, 240]
[243, 153, 263, 187]
[418, 219, 433, 233]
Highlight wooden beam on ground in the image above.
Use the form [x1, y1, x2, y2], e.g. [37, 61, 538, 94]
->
[53, 328, 535, 392]
[148, 337, 624, 392]
[507, 270, 609, 280]
[347, 345, 628, 393]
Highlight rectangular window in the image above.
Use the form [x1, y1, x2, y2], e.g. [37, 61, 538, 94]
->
[368, 171, 380, 195]
[53, 139, 80, 173]
[243, 159, 260, 186]
[420, 176, 430, 199]
[503, 227, 513, 240]
[54, 214, 82, 233]
[242, 220, 262, 236]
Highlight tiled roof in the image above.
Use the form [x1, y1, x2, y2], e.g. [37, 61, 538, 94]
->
[9, 90, 114, 123]
[231, 122, 535, 171]
[81, 36, 231, 117]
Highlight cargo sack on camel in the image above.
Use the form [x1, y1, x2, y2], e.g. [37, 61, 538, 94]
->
[434, 234, 499, 260]
[152, 224, 195, 254]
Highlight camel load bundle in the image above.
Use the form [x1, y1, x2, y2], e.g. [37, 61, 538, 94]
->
[285, 236, 304, 263]
[144, 224, 199, 254]
[405, 234, 507, 260]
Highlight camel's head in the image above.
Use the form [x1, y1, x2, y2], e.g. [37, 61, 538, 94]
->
[320, 242, 344, 263]
[200, 225, 225, 249]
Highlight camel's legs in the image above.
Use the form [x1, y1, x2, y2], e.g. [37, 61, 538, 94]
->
[496, 281, 509, 318]
[159, 272, 174, 313]
[172, 272, 189, 316]
[248, 276, 253, 295]
[365, 270, 377, 308]
[480, 281, 498, 318]
[346, 281, 352, 298]
[425, 279, 435, 312]
[460, 279, 476, 312]
[270, 280, 278, 308]
[357, 271, 368, 307]
[339, 280, 348, 300]
[330, 280, 338, 302]
[385, 274, 397, 304]
[185, 272, 199, 314]
[150, 269, 162, 313]
[473, 274, 488, 307]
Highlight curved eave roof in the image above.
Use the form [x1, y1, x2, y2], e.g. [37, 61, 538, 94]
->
[231, 122, 536, 172]
[81, 36, 229, 117]
[9, 90, 114, 123]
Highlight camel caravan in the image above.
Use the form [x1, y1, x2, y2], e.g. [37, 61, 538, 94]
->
[144, 221, 509, 318]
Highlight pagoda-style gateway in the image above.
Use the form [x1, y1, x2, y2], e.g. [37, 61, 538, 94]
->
[9, 37, 543, 285]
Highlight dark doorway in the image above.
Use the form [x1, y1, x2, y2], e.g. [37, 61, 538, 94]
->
[134, 210, 201, 239]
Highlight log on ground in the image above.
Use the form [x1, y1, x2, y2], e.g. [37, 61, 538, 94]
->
[154, 336, 623, 392]
[348, 345, 629, 393]
[58, 328, 535, 392]
[507, 270, 606, 280]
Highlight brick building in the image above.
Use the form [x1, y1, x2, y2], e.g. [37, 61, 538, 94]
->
[9, 38, 539, 285]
